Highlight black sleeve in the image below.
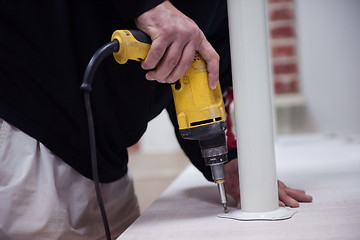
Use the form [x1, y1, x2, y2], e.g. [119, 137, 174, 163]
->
[110, 0, 165, 20]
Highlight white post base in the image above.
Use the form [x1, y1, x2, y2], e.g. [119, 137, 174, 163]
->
[218, 207, 296, 221]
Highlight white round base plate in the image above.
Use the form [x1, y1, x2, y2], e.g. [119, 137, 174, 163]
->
[218, 207, 296, 221]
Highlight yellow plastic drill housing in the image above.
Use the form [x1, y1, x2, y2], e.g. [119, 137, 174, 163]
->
[171, 53, 226, 131]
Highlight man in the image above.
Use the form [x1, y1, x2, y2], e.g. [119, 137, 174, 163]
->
[0, 0, 312, 239]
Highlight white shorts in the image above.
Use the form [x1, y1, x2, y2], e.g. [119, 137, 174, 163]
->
[0, 119, 140, 239]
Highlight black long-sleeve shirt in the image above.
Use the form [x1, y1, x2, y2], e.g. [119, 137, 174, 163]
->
[0, 0, 235, 183]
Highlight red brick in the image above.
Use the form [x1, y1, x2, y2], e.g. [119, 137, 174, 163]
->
[273, 63, 297, 74]
[288, 79, 299, 92]
[274, 81, 286, 94]
[271, 25, 295, 38]
[274, 76, 299, 94]
[272, 45, 295, 57]
[270, 8, 294, 21]
[274, 81, 298, 94]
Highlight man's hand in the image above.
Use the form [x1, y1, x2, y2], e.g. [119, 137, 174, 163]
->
[135, 1, 219, 89]
[224, 159, 313, 209]
[277, 180, 313, 207]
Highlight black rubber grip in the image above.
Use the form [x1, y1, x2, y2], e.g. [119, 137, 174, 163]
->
[129, 30, 152, 44]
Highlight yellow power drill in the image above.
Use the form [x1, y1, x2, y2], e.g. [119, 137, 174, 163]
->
[112, 29, 229, 213]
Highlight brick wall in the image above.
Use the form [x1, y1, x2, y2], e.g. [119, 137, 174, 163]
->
[268, 0, 300, 94]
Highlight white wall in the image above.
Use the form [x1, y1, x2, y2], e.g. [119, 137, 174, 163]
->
[294, 0, 360, 133]
[139, 110, 180, 154]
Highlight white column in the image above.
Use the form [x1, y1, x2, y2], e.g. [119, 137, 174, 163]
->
[220, 0, 295, 220]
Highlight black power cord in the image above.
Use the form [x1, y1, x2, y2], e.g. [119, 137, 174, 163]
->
[80, 40, 119, 240]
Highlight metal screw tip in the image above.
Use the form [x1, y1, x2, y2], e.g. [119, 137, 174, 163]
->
[223, 204, 229, 214]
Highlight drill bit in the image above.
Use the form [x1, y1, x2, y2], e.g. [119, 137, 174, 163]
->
[216, 180, 229, 214]
[223, 203, 229, 214]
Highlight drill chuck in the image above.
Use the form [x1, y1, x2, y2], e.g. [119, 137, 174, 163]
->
[210, 162, 226, 181]
[198, 131, 228, 167]
[202, 143, 227, 181]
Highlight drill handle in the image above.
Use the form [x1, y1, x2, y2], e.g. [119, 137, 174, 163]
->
[111, 30, 151, 64]
[127, 30, 151, 45]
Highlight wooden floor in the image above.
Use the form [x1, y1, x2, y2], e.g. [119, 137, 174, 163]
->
[128, 151, 189, 213]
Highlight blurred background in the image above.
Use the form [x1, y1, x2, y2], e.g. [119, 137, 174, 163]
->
[129, 0, 360, 212]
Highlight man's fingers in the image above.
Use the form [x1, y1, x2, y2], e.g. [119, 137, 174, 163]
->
[145, 42, 182, 81]
[278, 187, 299, 208]
[285, 187, 313, 203]
[278, 180, 287, 188]
[146, 41, 196, 83]
[196, 36, 220, 89]
[141, 37, 167, 71]
[277, 180, 313, 207]
[163, 43, 195, 82]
